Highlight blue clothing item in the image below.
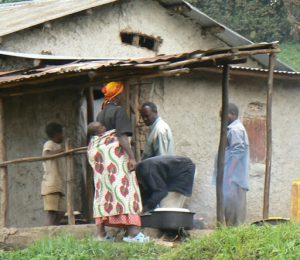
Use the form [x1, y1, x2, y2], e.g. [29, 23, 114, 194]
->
[224, 119, 250, 191]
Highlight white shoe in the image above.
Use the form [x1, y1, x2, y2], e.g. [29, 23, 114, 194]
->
[123, 232, 150, 243]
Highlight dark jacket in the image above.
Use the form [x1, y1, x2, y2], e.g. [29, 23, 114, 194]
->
[136, 156, 196, 210]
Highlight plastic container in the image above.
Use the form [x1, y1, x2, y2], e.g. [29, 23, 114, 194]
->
[291, 180, 300, 221]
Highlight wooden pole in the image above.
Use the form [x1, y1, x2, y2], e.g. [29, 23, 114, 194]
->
[85, 87, 94, 223]
[216, 64, 230, 226]
[86, 87, 94, 123]
[0, 147, 87, 168]
[66, 139, 75, 225]
[0, 98, 8, 228]
[263, 53, 276, 219]
[134, 84, 141, 162]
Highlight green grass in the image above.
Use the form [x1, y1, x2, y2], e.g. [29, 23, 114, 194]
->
[0, 235, 169, 260]
[1, 224, 300, 259]
[163, 223, 300, 260]
[278, 42, 300, 71]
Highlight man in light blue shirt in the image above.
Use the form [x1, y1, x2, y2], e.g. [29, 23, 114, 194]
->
[224, 103, 250, 226]
[140, 102, 175, 160]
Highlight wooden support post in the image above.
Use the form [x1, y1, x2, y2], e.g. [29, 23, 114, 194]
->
[134, 84, 141, 162]
[263, 53, 276, 219]
[66, 139, 75, 225]
[216, 64, 230, 226]
[125, 83, 130, 116]
[86, 87, 94, 123]
[0, 98, 8, 228]
[85, 87, 94, 223]
[129, 83, 141, 162]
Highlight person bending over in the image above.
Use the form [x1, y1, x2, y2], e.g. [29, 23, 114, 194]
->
[136, 155, 196, 212]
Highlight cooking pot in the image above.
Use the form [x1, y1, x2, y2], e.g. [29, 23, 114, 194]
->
[141, 208, 195, 230]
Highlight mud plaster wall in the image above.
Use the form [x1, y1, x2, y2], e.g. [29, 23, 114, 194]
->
[4, 89, 86, 227]
[0, 0, 273, 227]
[0, 0, 260, 68]
[143, 76, 300, 226]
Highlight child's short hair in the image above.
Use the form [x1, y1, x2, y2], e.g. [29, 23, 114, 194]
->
[46, 122, 63, 139]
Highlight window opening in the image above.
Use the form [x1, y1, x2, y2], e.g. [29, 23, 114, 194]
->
[120, 32, 161, 51]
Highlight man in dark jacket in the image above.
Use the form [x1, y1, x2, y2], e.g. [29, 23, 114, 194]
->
[135, 156, 196, 212]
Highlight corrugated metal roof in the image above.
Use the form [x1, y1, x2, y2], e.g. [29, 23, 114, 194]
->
[194, 66, 300, 81]
[0, 0, 117, 37]
[0, 42, 284, 91]
[230, 66, 300, 76]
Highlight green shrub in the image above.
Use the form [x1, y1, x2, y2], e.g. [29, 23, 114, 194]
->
[278, 43, 300, 71]
[195, 0, 291, 43]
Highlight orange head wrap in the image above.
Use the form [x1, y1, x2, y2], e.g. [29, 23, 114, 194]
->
[101, 82, 124, 108]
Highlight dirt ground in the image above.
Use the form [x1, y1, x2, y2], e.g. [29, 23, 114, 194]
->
[0, 224, 214, 250]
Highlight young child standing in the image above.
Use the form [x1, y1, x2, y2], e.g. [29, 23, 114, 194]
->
[41, 122, 65, 226]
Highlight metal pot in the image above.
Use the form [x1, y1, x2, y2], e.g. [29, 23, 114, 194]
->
[141, 208, 195, 230]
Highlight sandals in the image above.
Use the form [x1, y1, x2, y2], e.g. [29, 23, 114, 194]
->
[123, 232, 150, 243]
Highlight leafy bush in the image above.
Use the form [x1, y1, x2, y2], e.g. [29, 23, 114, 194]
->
[195, 0, 292, 43]
[278, 42, 300, 71]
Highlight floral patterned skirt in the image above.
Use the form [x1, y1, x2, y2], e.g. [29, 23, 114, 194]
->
[95, 214, 141, 227]
[87, 130, 143, 223]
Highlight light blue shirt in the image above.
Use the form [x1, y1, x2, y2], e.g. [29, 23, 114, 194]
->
[142, 117, 175, 160]
[224, 119, 250, 191]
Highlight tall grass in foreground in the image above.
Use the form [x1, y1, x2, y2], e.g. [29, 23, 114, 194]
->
[1, 223, 300, 259]
[0, 235, 168, 260]
[163, 223, 300, 260]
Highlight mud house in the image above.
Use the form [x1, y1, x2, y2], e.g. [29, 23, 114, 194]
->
[0, 0, 299, 228]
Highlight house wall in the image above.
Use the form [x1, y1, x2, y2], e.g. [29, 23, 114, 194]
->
[0, 0, 284, 227]
[0, 0, 259, 67]
[4, 89, 86, 227]
[146, 75, 300, 226]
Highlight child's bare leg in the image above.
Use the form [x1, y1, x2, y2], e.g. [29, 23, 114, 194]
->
[55, 211, 65, 225]
[45, 211, 57, 226]
[127, 226, 140, 237]
[96, 224, 106, 239]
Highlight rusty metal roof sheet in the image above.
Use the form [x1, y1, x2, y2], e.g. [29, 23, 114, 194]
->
[0, 42, 287, 91]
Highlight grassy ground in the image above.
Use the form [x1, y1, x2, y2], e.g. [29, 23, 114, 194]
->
[0, 236, 170, 260]
[1, 223, 300, 259]
[164, 223, 300, 260]
[278, 42, 300, 71]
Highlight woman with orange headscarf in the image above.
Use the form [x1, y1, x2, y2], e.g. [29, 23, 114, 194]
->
[89, 82, 148, 243]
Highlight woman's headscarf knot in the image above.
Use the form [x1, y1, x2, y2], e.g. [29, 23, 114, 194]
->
[101, 82, 124, 108]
